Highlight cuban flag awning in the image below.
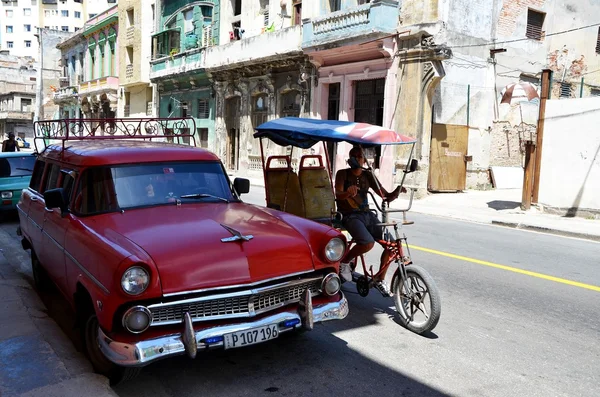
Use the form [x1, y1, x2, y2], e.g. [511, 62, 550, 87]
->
[253, 117, 416, 149]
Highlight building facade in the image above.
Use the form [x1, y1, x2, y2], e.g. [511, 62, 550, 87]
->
[430, 0, 600, 190]
[118, 0, 156, 118]
[78, 5, 119, 119]
[0, 54, 36, 140]
[54, 31, 87, 119]
[0, 0, 117, 59]
[150, 0, 221, 149]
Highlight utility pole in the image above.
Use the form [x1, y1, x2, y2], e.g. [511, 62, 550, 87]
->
[531, 69, 552, 204]
[34, 28, 44, 124]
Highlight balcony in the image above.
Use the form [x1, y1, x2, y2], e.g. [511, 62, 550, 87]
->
[302, 0, 399, 49]
[150, 47, 205, 81]
[78, 76, 119, 97]
[0, 110, 34, 121]
[53, 85, 79, 103]
[204, 25, 302, 71]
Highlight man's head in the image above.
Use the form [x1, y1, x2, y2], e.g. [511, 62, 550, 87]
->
[348, 146, 365, 169]
[8, 133, 15, 140]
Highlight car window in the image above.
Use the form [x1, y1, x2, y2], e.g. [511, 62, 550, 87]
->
[111, 161, 234, 209]
[42, 163, 61, 193]
[29, 160, 45, 192]
[73, 168, 118, 215]
[0, 155, 36, 178]
[61, 169, 77, 208]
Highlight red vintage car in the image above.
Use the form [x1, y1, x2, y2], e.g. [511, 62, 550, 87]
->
[16, 118, 348, 384]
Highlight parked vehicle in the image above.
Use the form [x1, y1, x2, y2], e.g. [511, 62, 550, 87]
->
[17, 117, 348, 384]
[16, 137, 31, 149]
[254, 117, 441, 335]
[1, 152, 36, 213]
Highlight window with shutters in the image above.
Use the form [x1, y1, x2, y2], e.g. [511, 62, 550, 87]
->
[559, 82, 572, 98]
[596, 27, 600, 54]
[197, 99, 209, 119]
[526, 9, 545, 41]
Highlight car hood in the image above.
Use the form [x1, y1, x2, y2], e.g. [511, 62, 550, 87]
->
[99, 203, 316, 294]
[0, 176, 31, 191]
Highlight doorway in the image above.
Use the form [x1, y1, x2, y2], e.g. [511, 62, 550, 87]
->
[225, 97, 240, 170]
[428, 123, 469, 192]
[354, 78, 385, 168]
[326, 83, 340, 171]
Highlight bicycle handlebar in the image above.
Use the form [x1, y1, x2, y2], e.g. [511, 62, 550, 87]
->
[368, 188, 416, 214]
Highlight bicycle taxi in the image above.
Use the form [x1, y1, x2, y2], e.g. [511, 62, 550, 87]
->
[253, 117, 441, 334]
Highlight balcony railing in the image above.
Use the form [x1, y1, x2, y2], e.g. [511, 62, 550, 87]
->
[78, 76, 119, 95]
[302, 0, 399, 48]
[204, 25, 302, 70]
[53, 85, 79, 101]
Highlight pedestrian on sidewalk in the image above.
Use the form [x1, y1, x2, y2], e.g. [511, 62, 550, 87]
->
[2, 133, 21, 152]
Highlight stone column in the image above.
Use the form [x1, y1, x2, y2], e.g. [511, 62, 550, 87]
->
[213, 80, 227, 159]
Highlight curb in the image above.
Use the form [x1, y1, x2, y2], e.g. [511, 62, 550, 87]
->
[491, 220, 600, 242]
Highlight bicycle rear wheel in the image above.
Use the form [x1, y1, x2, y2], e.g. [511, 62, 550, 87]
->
[391, 265, 441, 334]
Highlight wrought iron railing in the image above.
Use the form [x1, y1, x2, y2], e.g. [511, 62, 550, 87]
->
[32, 117, 197, 153]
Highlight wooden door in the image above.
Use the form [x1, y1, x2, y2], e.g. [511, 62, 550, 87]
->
[428, 123, 469, 192]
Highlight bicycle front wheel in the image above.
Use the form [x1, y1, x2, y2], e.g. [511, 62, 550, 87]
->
[391, 265, 441, 334]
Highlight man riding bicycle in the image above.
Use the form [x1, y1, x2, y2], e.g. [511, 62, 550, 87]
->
[335, 146, 404, 296]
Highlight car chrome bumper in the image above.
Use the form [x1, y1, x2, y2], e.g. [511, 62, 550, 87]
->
[98, 292, 349, 367]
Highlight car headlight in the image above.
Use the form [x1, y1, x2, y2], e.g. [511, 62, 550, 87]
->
[121, 266, 150, 295]
[325, 237, 345, 262]
[321, 273, 341, 296]
[122, 306, 152, 333]
[1, 191, 13, 199]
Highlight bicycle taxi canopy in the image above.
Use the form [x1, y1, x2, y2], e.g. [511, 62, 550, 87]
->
[253, 117, 417, 225]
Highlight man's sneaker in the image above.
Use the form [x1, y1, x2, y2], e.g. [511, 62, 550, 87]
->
[374, 280, 393, 297]
[339, 263, 353, 283]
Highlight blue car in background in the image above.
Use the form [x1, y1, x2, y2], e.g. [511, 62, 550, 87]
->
[0, 152, 36, 214]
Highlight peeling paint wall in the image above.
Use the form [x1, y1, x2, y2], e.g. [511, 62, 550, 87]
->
[433, 0, 600, 190]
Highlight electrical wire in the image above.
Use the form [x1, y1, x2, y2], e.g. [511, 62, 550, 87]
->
[447, 22, 600, 49]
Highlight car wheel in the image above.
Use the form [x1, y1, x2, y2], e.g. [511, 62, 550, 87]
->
[82, 313, 141, 385]
[31, 251, 52, 292]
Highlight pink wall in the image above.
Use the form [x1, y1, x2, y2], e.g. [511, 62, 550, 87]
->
[309, 40, 399, 191]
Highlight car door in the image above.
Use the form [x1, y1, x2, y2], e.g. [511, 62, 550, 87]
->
[16, 156, 42, 240]
[35, 162, 61, 279]
[41, 167, 77, 297]
[25, 160, 53, 258]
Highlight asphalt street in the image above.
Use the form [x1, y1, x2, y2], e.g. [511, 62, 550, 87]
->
[0, 188, 598, 397]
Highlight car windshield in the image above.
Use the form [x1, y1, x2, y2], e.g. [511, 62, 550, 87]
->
[0, 155, 36, 177]
[111, 161, 236, 209]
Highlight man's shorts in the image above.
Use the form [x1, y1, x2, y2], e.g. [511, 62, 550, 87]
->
[342, 211, 383, 245]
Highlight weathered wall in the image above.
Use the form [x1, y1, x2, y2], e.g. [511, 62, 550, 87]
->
[40, 29, 74, 120]
[433, 0, 600, 190]
[538, 97, 600, 213]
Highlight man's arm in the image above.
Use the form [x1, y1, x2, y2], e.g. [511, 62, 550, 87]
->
[335, 169, 357, 200]
[367, 171, 404, 201]
[1, 141, 6, 152]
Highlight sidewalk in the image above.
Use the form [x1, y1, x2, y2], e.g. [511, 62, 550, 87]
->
[0, 249, 118, 397]
[235, 174, 600, 242]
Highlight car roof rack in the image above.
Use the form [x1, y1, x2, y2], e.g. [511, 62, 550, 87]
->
[32, 117, 197, 154]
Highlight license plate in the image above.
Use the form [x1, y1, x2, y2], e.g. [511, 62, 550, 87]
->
[223, 324, 279, 349]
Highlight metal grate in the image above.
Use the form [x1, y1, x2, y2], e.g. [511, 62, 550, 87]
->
[253, 279, 321, 312]
[526, 9, 544, 41]
[149, 278, 322, 326]
[560, 82, 571, 98]
[198, 99, 209, 119]
[596, 28, 600, 54]
[151, 295, 250, 323]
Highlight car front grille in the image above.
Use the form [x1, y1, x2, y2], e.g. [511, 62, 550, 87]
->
[148, 276, 322, 326]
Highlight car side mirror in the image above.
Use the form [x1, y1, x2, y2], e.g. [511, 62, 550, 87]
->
[44, 188, 69, 216]
[233, 177, 250, 195]
[408, 159, 418, 173]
